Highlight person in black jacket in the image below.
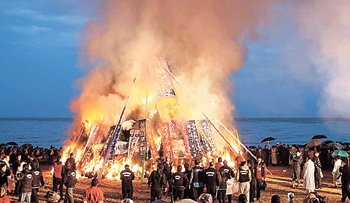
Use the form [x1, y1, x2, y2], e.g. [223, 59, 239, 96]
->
[204, 162, 220, 201]
[120, 164, 135, 199]
[31, 163, 45, 203]
[19, 164, 33, 202]
[0, 162, 10, 193]
[62, 162, 77, 203]
[190, 160, 204, 200]
[247, 160, 256, 202]
[340, 159, 350, 202]
[183, 162, 191, 199]
[148, 165, 166, 202]
[162, 157, 172, 194]
[219, 160, 235, 179]
[171, 165, 189, 201]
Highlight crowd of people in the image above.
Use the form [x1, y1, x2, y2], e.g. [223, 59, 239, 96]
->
[0, 141, 349, 203]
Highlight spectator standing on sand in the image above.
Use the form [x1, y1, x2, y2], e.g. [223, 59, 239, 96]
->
[303, 156, 315, 193]
[148, 165, 166, 202]
[291, 150, 303, 188]
[217, 170, 227, 203]
[170, 165, 188, 201]
[0, 162, 10, 192]
[18, 164, 33, 202]
[247, 160, 256, 202]
[271, 146, 278, 166]
[215, 157, 223, 171]
[340, 159, 350, 202]
[13, 154, 24, 195]
[204, 162, 220, 201]
[66, 153, 76, 170]
[219, 160, 235, 202]
[183, 162, 191, 199]
[120, 164, 135, 199]
[0, 184, 10, 203]
[262, 145, 270, 166]
[255, 156, 267, 201]
[332, 156, 342, 187]
[190, 160, 205, 200]
[53, 156, 64, 200]
[31, 162, 45, 203]
[162, 157, 172, 195]
[313, 152, 322, 189]
[62, 161, 77, 203]
[237, 161, 251, 203]
[83, 178, 104, 203]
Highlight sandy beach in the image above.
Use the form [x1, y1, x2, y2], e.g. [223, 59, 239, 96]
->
[7, 165, 345, 203]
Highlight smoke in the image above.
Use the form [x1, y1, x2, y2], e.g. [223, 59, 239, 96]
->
[71, 0, 276, 128]
[291, 1, 350, 117]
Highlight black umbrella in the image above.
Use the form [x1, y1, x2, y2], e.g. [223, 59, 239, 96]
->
[261, 137, 275, 148]
[323, 140, 334, 145]
[312, 134, 328, 140]
[22, 143, 33, 148]
[6, 141, 18, 146]
[261, 137, 276, 143]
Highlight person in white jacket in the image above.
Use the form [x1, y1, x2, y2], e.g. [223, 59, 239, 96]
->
[332, 156, 342, 187]
[303, 156, 315, 193]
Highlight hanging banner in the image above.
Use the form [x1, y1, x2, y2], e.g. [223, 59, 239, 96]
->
[178, 122, 192, 160]
[159, 122, 174, 161]
[139, 119, 159, 161]
[114, 141, 128, 155]
[167, 121, 186, 159]
[197, 120, 217, 155]
[186, 120, 204, 159]
[128, 129, 141, 157]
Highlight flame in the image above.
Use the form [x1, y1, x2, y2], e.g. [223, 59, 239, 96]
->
[225, 151, 235, 168]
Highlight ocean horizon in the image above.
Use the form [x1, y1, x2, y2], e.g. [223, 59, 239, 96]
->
[1, 117, 349, 148]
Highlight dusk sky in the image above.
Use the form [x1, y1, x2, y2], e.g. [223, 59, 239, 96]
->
[0, 1, 330, 118]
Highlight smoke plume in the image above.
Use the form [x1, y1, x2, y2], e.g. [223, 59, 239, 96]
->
[71, 0, 275, 127]
[292, 1, 350, 117]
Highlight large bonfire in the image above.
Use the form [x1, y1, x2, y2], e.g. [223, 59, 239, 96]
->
[60, 0, 272, 180]
[62, 57, 241, 180]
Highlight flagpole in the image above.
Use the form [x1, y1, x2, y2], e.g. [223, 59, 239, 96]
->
[97, 76, 136, 180]
[141, 91, 148, 184]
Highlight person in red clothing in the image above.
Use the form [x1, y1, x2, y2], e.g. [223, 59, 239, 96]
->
[83, 178, 104, 203]
[0, 184, 10, 203]
[236, 152, 245, 168]
[53, 156, 64, 200]
[215, 157, 223, 171]
[255, 156, 267, 201]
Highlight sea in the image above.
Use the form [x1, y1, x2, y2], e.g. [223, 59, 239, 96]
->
[0, 118, 349, 148]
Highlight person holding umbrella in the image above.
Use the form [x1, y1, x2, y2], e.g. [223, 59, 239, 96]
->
[340, 158, 350, 202]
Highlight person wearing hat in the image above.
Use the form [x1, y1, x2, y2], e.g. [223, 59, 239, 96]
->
[83, 178, 104, 203]
[236, 161, 251, 203]
[120, 164, 135, 199]
[0, 184, 10, 203]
